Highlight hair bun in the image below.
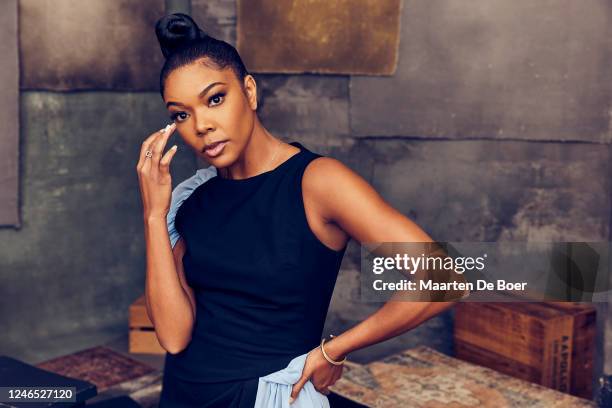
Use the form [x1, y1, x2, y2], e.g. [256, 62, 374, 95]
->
[155, 13, 208, 58]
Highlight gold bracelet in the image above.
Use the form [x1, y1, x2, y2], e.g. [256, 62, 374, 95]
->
[320, 335, 347, 366]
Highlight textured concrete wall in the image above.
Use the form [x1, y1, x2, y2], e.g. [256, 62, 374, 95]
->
[351, 0, 612, 143]
[0, 92, 197, 362]
[0, 0, 19, 226]
[1, 2, 610, 397]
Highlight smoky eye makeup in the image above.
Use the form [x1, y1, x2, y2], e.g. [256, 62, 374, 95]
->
[168, 90, 228, 122]
[208, 91, 226, 106]
[169, 111, 187, 122]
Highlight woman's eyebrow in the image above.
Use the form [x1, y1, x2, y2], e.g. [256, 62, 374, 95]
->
[166, 81, 227, 108]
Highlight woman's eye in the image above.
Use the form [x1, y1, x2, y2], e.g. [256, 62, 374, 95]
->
[209, 93, 225, 107]
[168, 93, 224, 122]
[170, 112, 188, 123]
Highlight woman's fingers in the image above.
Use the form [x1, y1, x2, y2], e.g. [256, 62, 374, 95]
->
[137, 131, 161, 170]
[139, 123, 176, 173]
[149, 123, 176, 173]
[137, 128, 164, 171]
[318, 366, 343, 395]
[290, 371, 310, 404]
[330, 367, 343, 386]
[332, 365, 343, 383]
[160, 144, 178, 171]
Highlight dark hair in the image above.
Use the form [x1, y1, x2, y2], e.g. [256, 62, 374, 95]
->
[155, 13, 249, 98]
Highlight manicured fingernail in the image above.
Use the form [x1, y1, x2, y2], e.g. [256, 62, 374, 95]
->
[171, 145, 177, 150]
[289, 396, 295, 404]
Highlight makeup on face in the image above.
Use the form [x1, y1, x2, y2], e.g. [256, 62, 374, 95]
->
[203, 140, 228, 158]
[163, 64, 255, 166]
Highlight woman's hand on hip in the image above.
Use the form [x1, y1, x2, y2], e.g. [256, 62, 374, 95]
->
[136, 122, 178, 220]
[289, 347, 344, 403]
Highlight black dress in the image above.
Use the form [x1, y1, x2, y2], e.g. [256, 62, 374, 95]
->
[159, 141, 347, 407]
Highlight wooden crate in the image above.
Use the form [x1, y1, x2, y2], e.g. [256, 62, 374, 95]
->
[129, 295, 166, 355]
[454, 302, 596, 399]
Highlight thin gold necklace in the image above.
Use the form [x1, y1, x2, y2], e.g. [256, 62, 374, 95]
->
[265, 138, 282, 172]
[223, 139, 281, 179]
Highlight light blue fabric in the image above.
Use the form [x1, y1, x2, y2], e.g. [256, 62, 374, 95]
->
[167, 167, 329, 406]
[255, 351, 330, 407]
[166, 165, 217, 249]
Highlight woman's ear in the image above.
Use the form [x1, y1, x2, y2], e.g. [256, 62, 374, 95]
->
[243, 74, 258, 111]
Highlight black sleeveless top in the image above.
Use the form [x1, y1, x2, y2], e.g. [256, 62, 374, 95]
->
[164, 141, 347, 383]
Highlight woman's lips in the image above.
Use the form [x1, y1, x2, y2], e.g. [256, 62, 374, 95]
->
[203, 141, 228, 158]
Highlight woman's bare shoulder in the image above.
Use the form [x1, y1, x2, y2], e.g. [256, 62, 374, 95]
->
[303, 156, 432, 244]
[302, 156, 382, 219]
[303, 156, 368, 192]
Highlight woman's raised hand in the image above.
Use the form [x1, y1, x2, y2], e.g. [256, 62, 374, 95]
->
[136, 122, 179, 220]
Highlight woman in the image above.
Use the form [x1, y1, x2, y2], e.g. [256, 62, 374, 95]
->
[137, 13, 465, 407]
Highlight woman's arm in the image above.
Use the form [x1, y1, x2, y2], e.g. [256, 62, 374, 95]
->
[303, 157, 467, 361]
[137, 123, 195, 355]
[144, 220, 195, 354]
[171, 237, 196, 317]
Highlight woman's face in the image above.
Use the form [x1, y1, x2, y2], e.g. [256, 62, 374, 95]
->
[163, 60, 257, 167]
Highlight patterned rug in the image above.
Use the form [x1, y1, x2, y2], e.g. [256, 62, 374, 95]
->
[330, 346, 596, 408]
[36, 346, 156, 392]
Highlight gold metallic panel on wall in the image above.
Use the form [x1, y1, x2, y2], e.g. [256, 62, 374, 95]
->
[20, 0, 165, 90]
[236, 0, 401, 75]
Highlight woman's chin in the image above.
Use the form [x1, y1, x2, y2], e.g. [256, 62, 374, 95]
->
[200, 152, 233, 168]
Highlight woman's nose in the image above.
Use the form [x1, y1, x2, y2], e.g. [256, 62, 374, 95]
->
[194, 111, 214, 136]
